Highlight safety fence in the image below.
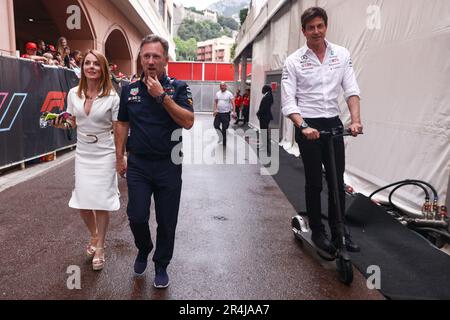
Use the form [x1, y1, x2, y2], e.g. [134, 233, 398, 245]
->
[186, 81, 236, 113]
[167, 62, 252, 82]
[0, 56, 241, 169]
[0, 55, 81, 169]
[0, 55, 130, 170]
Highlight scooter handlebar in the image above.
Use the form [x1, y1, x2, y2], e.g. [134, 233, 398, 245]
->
[319, 128, 364, 138]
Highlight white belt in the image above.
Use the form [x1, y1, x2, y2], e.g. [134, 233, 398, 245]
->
[77, 131, 112, 144]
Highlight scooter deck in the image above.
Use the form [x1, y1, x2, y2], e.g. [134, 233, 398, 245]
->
[292, 215, 336, 262]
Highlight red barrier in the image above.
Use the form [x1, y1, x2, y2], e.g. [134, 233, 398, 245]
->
[168, 62, 252, 81]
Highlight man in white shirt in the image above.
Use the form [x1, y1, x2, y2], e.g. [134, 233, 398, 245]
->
[281, 7, 363, 254]
[214, 82, 236, 146]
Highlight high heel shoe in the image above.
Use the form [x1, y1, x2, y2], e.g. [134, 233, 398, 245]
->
[92, 247, 105, 271]
[86, 237, 99, 258]
[86, 245, 96, 258]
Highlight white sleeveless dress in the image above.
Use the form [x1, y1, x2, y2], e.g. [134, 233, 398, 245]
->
[66, 86, 120, 211]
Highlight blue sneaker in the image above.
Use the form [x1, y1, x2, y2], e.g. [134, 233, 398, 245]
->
[134, 252, 149, 276]
[153, 266, 169, 289]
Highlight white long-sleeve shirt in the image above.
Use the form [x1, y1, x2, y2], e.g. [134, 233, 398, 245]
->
[281, 40, 360, 118]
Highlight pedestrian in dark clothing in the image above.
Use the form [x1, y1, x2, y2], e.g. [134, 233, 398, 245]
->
[242, 89, 250, 124]
[256, 85, 274, 150]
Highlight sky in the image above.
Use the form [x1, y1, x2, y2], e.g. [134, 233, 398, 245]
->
[173, 0, 218, 10]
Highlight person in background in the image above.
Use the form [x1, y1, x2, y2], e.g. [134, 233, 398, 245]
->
[46, 44, 57, 55]
[109, 63, 120, 84]
[54, 52, 63, 67]
[63, 46, 72, 68]
[36, 40, 46, 56]
[242, 88, 251, 124]
[71, 50, 83, 68]
[44, 44, 59, 66]
[213, 82, 236, 146]
[256, 85, 274, 151]
[69, 52, 82, 77]
[21, 42, 49, 64]
[234, 89, 243, 125]
[56, 36, 68, 60]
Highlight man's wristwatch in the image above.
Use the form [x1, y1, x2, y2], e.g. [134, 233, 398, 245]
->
[155, 92, 167, 104]
[300, 121, 309, 131]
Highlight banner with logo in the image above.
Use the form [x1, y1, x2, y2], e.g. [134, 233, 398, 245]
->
[0, 56, 80, 168]
[0, 56, 129, 169]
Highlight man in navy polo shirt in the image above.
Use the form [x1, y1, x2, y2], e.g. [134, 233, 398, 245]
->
[115, 35, 194, 289]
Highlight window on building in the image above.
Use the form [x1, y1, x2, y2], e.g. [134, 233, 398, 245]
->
[159, 0, 165, 20]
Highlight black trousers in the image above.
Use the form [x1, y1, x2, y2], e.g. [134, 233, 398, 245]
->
[235, 106, 242, 122]
[242, 106, 249, 123]
[214, 112, 230, 144]
[295, 116, 346, 238]
[259, 119, 271, 151]
[126, 153, 182, 268]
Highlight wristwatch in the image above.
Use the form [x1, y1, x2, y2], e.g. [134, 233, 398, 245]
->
[300, 121, 309, 130]
[155, 92, 167, 104]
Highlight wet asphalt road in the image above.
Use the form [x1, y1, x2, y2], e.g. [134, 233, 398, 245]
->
[0, 114, 383, 300]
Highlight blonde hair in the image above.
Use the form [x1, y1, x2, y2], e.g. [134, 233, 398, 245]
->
[56, 37, 67, 56]
[77, 50, 114, 99]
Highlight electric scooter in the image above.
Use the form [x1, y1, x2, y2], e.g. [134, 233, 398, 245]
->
[291, 127, 361, 285]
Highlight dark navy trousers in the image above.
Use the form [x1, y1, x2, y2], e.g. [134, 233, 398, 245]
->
[126, 153, 182, 268]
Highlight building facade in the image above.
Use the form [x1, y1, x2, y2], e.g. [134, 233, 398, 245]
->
[173, 4, 218, 36]
[0, 0, 175, 76]
[197, 36, 235, 63]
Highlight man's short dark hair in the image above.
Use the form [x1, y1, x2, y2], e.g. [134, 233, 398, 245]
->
[139, 34, 169, 58]
[301, 7, 328, 30]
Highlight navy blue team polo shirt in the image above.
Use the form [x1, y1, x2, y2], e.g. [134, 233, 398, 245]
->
[118, 74, 194, 158]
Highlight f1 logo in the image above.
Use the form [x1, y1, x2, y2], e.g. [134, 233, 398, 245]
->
[0, 92, 28, 133]
[40, 91, 67, 113]
[0, 91, 67, 133]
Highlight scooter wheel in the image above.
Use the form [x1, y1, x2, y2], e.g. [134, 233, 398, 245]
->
[336, 257, 353, 285]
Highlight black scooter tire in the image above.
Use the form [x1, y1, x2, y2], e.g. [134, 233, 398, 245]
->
[336, 257, 353, 285]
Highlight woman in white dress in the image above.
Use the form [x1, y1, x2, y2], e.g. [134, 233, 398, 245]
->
[55, 50, 120, 271]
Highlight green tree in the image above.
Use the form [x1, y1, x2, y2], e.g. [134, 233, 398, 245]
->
[218, 15, 239, 31]
[230, 43, 237, 60]
[174, 37, 197, 61]
[178, 19, 232, 42]
[239, 8, 249, 25]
